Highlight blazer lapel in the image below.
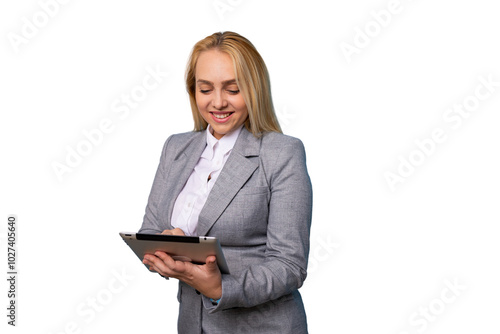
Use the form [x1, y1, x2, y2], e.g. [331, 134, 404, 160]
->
[164, 131, 207, 228]
[197, 127, 261, 236]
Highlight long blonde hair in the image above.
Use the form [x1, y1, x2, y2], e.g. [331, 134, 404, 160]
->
[185, 31, 282, 136]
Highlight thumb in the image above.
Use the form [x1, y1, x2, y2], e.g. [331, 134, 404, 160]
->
[205, 256, 218, 272]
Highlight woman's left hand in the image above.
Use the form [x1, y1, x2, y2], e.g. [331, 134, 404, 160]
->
[143, 252, 222, 300]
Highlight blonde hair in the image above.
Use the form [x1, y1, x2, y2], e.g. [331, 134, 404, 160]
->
[185, 31, 282, 136]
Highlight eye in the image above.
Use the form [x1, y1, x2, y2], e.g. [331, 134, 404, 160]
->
[227, 89, 240, 94]
[199, 89, 211, 94]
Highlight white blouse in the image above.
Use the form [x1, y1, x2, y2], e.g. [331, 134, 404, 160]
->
[170, 125, 243, 235]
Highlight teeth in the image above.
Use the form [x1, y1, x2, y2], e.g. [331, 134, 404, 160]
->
[214, 113, 231, 119]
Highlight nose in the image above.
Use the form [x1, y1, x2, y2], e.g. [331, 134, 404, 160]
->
[212, 90, 228, 110]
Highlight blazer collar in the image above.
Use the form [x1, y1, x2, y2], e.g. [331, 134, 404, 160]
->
[197, 127, 261, 236]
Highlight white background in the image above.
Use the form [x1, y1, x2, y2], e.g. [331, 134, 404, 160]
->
[1, 0, 499, 333]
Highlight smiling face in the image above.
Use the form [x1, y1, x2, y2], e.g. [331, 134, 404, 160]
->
[195, 50, 248, 140]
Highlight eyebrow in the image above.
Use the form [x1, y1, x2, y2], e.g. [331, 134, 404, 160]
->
[196, 79, 237, 86]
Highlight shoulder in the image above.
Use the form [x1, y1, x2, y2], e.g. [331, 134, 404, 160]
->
[258, 132, 311, 190]
[165, 130, 203, 145]
[161, 130, 204, 152]
[260, 131, 306, 155]
[257, 131, 308, 176]
[153, 130, 206, 166]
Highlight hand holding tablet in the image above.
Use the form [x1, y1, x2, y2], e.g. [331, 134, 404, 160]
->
[119, 232, 230, 274]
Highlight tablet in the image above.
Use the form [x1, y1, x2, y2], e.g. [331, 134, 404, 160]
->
[119, 232, 230, 274]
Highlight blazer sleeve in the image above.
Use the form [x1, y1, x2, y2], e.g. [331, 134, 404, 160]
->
[214, 136, 313, 311]
[138, 135, 173, 234]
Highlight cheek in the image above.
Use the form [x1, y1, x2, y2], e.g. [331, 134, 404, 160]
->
[195, 94, 209, 111]
[232, 96, 248, 112]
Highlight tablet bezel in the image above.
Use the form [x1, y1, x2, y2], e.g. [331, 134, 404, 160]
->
[119, 232, 230, 274]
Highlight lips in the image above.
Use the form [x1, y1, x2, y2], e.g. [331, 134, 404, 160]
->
[210, 111, 234, 123]
[213, 112, 232, 119]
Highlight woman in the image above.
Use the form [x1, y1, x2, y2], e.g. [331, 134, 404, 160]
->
[140, 31, 312, 333]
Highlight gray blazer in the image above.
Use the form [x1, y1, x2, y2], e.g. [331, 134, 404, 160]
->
[139, 127, 312, 333]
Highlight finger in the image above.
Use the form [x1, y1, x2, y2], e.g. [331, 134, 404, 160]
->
[144, 253, 171, 276]
[143, 255, 158, 270]
[154, 251, 177, 268]
[160, 228, 185, 236]
[143, 254, 155, 266]
[171, 228, 185, 236]
[155, 251, 190, 276]
[143, 258, 158, 273]
[205, 256, 219, 273]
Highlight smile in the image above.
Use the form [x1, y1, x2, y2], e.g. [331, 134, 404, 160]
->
[213, 112, 232, 119]
[210, 112, 234, 123]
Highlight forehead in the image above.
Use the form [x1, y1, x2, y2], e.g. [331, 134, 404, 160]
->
[195, 50, 235, 82]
